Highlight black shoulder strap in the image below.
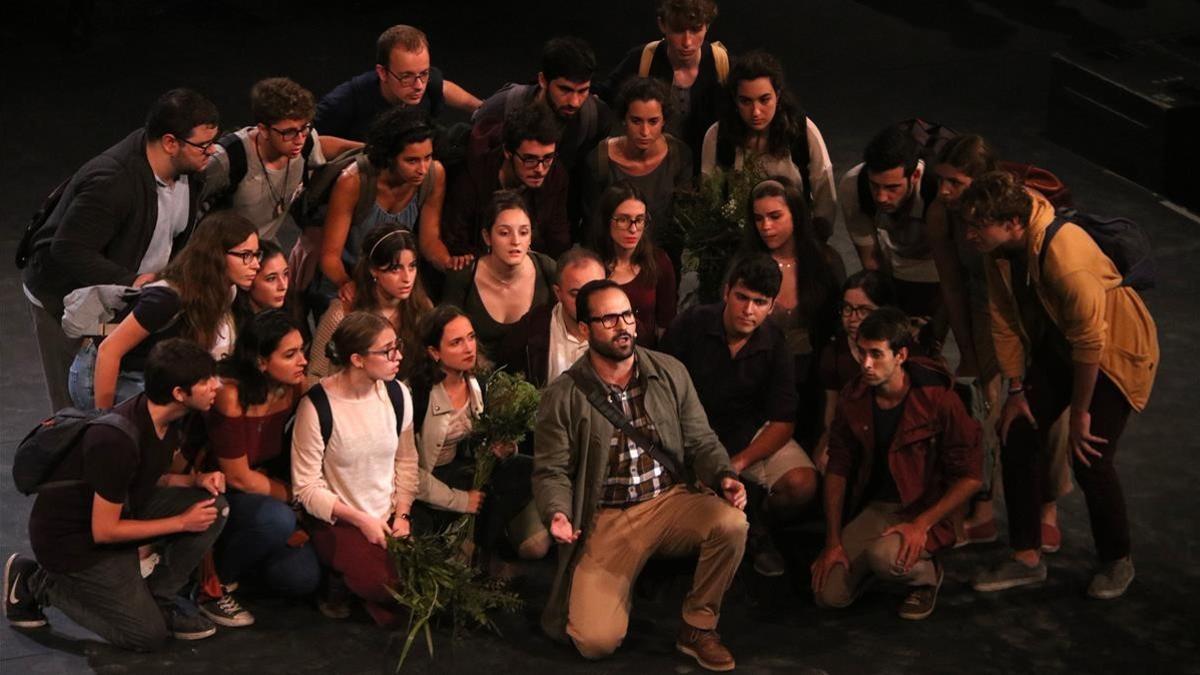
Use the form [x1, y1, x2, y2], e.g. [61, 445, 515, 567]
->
[1038, 217, 1067, 279]
[38, 413, 140, 493]
[715, 127, 735, 169]
[791, 115, 814, 205]
[219, 132, 249, 189]
[384, 379, 407, 432]
[565, 369, 681, 481]
[306, 383, 334, 447]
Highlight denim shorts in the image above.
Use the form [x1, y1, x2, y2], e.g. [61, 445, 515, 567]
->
[68, 341, 145, 410]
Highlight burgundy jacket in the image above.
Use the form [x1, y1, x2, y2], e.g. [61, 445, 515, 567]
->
[826, 357, 982, 551]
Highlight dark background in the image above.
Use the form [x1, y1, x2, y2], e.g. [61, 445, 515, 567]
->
[3, 1, 1200, 672]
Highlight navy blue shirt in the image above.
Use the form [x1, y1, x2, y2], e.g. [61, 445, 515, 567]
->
[314, 68, 446, 141]
[660, 302, 799, 456]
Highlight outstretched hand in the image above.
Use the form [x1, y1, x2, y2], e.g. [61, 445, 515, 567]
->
[549, 512, 580, 544]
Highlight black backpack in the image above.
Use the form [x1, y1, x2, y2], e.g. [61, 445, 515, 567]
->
[1040, 209, 1156, 291]
[13, 409, 139, 495]
[14, 179, 71, 269]
[302, 379, 407, 447]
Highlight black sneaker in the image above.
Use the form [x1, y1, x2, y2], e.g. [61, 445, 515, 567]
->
[199, 587, 255, 627]
[4, 554, 47, 629]
[161, 604, 217, 640]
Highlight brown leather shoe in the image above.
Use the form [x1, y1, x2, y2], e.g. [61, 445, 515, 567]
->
[676, 623, 736, 672]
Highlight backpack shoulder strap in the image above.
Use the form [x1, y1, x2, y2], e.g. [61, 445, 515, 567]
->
[1038, 217, 1067, 278]
[791, 116, 814, 204]
[384, 379, 407, 432]
[305, 383, 334, 447]
[715, 126, 736, 169]
[218, 131, 249, 189]
[580, 96, 598, 143]
[92, 412, 140, 448]
[710, 41, 730, 84]
[352, 154, 377, 226]
[638, 40, 662, 78]
[596, 137, 611, 179]
[856, 164, 876, 218]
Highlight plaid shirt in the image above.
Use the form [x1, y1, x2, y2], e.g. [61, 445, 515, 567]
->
[597, 363, 675, 507]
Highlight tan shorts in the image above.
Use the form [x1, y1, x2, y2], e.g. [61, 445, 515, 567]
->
[740, 426, 815, 490]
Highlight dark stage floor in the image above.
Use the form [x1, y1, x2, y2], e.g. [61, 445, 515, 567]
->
[3, 1, 1200, 673]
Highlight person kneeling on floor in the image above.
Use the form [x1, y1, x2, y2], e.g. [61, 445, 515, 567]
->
[811, 307, 982, 620]
[6, 339, 228, 650]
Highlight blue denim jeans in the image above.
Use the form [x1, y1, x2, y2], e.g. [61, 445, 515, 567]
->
[68, 342, 145, 411]
[215, 491, 320, 597]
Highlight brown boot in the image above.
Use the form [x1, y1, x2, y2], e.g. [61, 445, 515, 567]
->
[676, 623, 736, 672]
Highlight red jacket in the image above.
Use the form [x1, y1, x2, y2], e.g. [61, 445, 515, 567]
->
[826, 357, 982, 551]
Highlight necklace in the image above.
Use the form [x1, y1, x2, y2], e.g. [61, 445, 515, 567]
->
[775, 257, 796, 270]
[254, 132, 292, 218]
[482, 256, 522, 287]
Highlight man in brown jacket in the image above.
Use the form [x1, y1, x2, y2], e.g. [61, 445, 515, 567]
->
[532, 280, 747, 672]
[958, 172, 1159, 600]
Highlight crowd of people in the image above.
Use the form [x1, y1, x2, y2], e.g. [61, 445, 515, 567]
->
[6, 2, 1160, 671]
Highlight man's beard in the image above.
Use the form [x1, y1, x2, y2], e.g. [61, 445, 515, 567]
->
[589, 331, 635, 361]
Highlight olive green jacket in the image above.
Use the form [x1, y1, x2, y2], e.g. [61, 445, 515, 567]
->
[531, 347, 734, 641]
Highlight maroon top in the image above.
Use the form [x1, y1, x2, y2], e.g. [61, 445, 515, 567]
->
[207, 406, 291, 470]
[825, 357, 983, 552]
[617, 247, 677, 349]
[817, 336, 862, 394]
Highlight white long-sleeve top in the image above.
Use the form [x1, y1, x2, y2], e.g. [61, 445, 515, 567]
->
[291, 378, 418, 523]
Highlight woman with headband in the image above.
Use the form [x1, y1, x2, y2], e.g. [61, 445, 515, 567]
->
[308, 225, 432, 386]
[315, 107, 447, 315]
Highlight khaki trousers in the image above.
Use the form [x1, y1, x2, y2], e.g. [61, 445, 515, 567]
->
[815, 501, 939, 609]
[566, 485, 748, 659]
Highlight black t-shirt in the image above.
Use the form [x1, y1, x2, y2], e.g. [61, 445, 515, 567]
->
[28, 395, 182, 573]
[313, 68, 447, 142]
[659, 302, 799, 456]
[114, 284, 183, 372]
[864, 393, 905, 504]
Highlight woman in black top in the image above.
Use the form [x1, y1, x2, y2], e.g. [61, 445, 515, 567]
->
[70, 212, 261, 410]
[441, 191, 556, 367]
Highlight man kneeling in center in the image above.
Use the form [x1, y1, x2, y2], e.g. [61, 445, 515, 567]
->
[811, 307, 982, 620]
[533, 279, 748, 672]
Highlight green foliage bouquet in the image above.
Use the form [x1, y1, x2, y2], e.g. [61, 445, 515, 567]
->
[388, 370, 540, 670]
[664, 164, 765, 305]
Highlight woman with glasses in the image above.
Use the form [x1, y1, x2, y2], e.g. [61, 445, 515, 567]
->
[811, 270, 896, 471]
[291, 311, 418, 627]
[590, 182, 676, 347]
[702, 51, 837, 241]
[743, 177, 843, 449]
[308, 226, 432, 386]
[581, 78, 693, 256]
[442, 191, 557, 367]
[408, 306, 549, 570]
[318, 107, 446, 309]
[70, 212, 261, 410]
[194, 310, 320, 628]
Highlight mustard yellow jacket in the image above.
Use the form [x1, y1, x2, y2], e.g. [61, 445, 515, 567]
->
[984, 191, 1159, 411]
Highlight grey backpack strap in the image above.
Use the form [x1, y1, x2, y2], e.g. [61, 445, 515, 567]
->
[352, 155, 377, 226]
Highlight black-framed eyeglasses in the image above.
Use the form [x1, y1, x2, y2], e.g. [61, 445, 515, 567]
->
[268, 123, 313, 141]
[587, 310, 636, 329]
[611, 214, 649, 230]
[385, 68, 431, 87]
[840, 303, 876, 319]
[513, 151, 556, 169]
[226, 248, 264, 265]
[175, 134, 219, 154]
[364, 342, 404, 361]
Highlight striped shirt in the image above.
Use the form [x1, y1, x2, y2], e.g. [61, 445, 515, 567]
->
[597, 363, 675, 507]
